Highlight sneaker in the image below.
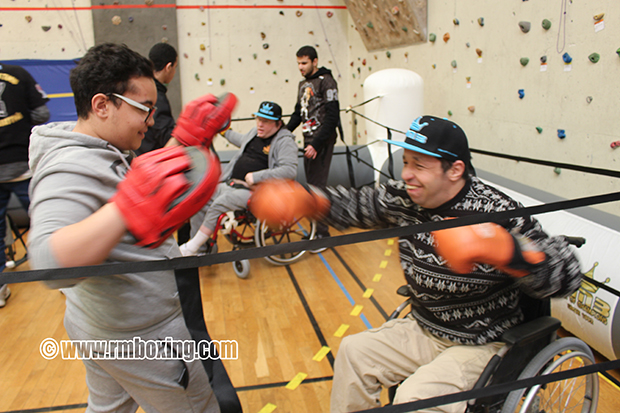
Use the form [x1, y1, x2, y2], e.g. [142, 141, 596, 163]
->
[309, 233, 329, 254]
[0, 285, 11, 308]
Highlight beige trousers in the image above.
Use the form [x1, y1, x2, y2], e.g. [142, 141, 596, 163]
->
[330, 316, 503, 413]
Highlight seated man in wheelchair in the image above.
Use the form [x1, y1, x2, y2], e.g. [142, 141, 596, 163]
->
[180, 101, 298, 256]
[249, 116, 583, 413]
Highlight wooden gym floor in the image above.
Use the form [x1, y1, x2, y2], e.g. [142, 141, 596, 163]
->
[1, 227, 620, 413]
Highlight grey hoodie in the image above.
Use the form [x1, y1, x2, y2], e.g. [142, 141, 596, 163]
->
[29, 122, 182, 339]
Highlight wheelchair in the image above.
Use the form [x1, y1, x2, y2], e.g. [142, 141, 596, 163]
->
[4, 213, 28, 269]
[205, 209, 317, 279]
[387, 237, 599, 413]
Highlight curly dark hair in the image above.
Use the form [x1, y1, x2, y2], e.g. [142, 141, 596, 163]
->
[296, 45, 317, 61]
[70, 43, 154, 119]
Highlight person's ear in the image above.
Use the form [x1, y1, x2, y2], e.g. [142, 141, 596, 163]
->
[447, 160, 466, 182]
[91, 93, 110, 119]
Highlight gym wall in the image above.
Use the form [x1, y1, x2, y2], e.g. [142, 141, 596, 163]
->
[1, 0, 619, 217]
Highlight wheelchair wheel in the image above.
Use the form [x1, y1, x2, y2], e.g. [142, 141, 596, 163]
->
[501, 337, 598, 413]
[232, 259, 250, 279]
[255, 217, 316, 265]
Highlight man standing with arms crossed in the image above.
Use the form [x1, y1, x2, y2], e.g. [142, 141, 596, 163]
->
[287, 45, 340, 251]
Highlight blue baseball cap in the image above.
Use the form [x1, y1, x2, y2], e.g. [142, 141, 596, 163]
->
[253, 101, 282, 121]
[384, 116, 471, 167]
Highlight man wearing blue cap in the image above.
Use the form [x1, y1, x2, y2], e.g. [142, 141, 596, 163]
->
[249, 115, 582, 412]
[180, 101, 298, 256]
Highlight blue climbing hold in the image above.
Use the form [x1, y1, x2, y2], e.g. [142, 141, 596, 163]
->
[518, 89, 525, 99]
[557, 129, 566, 139]
[562, 53, 572, 64]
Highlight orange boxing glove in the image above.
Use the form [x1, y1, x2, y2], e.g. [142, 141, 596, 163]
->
[249, 179, 330, 229]
[431, 222, 546, 277]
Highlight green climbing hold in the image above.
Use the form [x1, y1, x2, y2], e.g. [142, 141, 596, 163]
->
[542, 19, 552, 30]
[554, 167, 561, 175]
[520, 57, 530, 66]
[588, 52, 600, 63]
[478, 17, 484, 27]
[448, 110, 453, 116]
[536, 127, 543, 134]
[451, 60, 457, 68]
[429, 33, 436, 42]
[616, 48, 620, 57]
[401, 26, 408, 33]
[220, 79, 225, 86]
[367, 22, 374, 29]
[386, 51, 391, 58]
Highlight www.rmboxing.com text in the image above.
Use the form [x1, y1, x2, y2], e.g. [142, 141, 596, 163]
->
[39, 337, 238, 361]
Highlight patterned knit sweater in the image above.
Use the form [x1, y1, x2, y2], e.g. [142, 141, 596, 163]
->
[324, 177, 582, 345]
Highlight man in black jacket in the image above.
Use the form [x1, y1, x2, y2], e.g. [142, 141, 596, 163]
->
[286, 45, 340, 250]
[135, 42, 178, 156]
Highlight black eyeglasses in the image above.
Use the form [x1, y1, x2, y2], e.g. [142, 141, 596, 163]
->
[109, 93, 157, 123]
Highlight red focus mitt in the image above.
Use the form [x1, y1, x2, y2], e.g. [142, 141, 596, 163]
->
[431, 222, 546, 277]
[172, 93, 238, 148]
[112, 146, 221, 248]
[248, 179, 330, 229]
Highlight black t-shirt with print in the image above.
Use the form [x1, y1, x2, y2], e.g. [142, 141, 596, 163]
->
[231, 134, 275, 180]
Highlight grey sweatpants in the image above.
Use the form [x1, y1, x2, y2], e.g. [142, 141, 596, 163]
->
[190, 182, 252, 237]
[64, 314, 220, 413]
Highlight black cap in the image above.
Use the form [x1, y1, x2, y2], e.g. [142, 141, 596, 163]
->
[384, 116, 471, 167]
[253, 101, 282, 121]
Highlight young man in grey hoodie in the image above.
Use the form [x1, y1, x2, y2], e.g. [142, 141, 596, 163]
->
[28, 43, 236, 413]
[180, 101, 298, 256]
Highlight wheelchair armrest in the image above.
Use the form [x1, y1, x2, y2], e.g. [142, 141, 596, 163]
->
[501, 316, 561, 346]
[396, 285, 413, 297]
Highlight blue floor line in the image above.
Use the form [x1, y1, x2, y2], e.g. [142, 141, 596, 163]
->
[317, 252, 373, 329]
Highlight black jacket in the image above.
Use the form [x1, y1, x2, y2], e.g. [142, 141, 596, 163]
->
[136, 79, 175, 156]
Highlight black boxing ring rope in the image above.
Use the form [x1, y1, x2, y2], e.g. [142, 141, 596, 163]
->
[5, 105, 620, 411]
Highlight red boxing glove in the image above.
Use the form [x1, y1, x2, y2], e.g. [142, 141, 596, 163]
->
[432, 222, 546, 277]
[249, 179, 330, 229]
[172, 93, 238, 148]
[112, 146, 221, 248]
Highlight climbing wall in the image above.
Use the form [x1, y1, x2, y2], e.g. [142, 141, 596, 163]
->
[344, 0, 427, 51]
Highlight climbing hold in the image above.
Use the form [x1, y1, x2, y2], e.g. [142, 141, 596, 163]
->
[112, 16, 122, 25]
[195, 73, 200, 81]
[476, 48, 482, 57]
[200, 44, 206, 51]
[350, 61, 354, 67]
[296, 11, 303, 17]
[392, 6, 399, 15]
[466, 42, 470, 48]
[273, 70, 277, 75]
[25, 16, 32, 23]
[520, 57, 529, 66]
[443, 33, 450, 42]
[432, 64, 436, 69]
[557, 129, 566, 139]
[187, 32, 191, 36]
[266, 60, 271, 65]
[238, 57, 242, 62]
[540, 55, 547, 64]
[362, 58, 366, 66]
[279, 11, 284, 16]
[610, 141, 620, 149]
[466, 77, 471, 82]
[588, 52, 600, 63]
[448, 110, 453, 116]
[478, 17, 484, 27]
[261, 32, 266, 40]
[183, 53, 188, 59]
[518, 89, 525, 99]
[429, 33, 436, 42]
[536, 127, 543, 134]
[145, 0, 154, 5]
[386, 51, 391, 58]
[202, 22, 206, 26]
[357, 67, 361, 74]
[200, 57, 204, 64]
[518, 21, 531, 33]
[451, 60, 457, 68]
[468, 106, 475, 113]
[562, 53, 572, 64]
[453, 18, 460, 26]
[128, 17, 134, 23]
[402, 27, 408, 33]
[594, 13, 605, 21]
[58, 24, 63, 29]
[554, 167, 561, 175]
[586, 96, 593, 104]
[542, 19, 552, 30]
[41, 26, 51, 32]
[367, 22, 374, 29]
[220, 79, 226, 86]
[263, 43, 269, 49]
[162, 24, 167, 30]
[253, 53, 257, 60]
[327, 11, 333, 18]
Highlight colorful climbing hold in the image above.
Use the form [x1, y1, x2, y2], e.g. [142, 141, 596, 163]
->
[588, 52, 600, 63]
[25, 16, 32, 23]
[327, 11, 333, 18]
[443, 33, 450, 42]
[367, 22, 374, 29]
[429, 33, 436, 42]
[453, 18, 460, 26]
[266, 60, 271, 65]
[200, 44, 206, 51]
[466, 42, 470, 48]
[557, 129, 566, 139]
[253, 54, 257, 60]
[476, 48, 482, 57]
[296, 11, 302, 17]
[451, 60, 457, 68]
[392, 6, 399, 15]
[468, 106, 475, 113]
[478, 17, 484, 27]
[145, 0, 154, 5]
[386, 51, 391, 58]
[594, 13, 605, 21]
[448, 110, 453, 116]
[542, 19, 552, 30]
[220, 79, 225, 86]
[562, 53, 572, 64]
[536, 127, 543, 134]
[554, 167, 561, 175]
[261, 32, 266, 40]
[586, 96, 593, 104]
[610, 141, 620, 149]
[112, 16, 122, 25]
[200, 57, 204, 64]
[518, 89, 525, 99]
[520, 57, 529, 66]
[263, 43, 269, 49]
[195, 73, 200, 80]
[41, 26, 51, 32]
[518, 21, 531, 33]
[540, 55, 547, 63]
